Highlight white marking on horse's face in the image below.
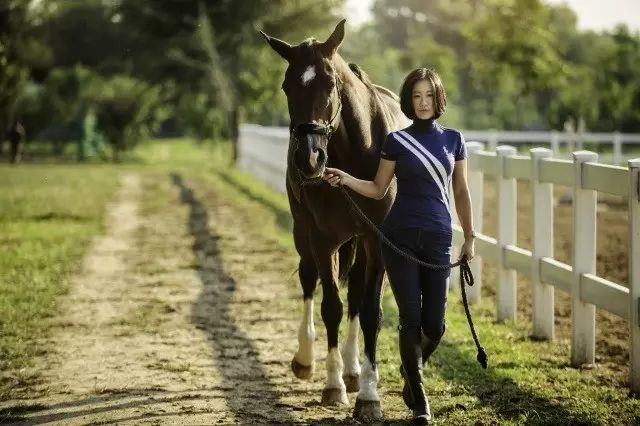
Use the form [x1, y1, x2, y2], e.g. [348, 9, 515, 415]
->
[358, 357, 380, 401]
[341, 316, 361, 376]
[294, 299, 315, 366]
[301, 65, 316, 86]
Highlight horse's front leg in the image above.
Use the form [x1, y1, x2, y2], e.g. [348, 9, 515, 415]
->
[291, 227, 318, 380]
[314, 237, 349, 406]
[353, 236, 385, 421]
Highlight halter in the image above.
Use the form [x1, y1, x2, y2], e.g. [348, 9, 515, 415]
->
[291, 77, 343, 146]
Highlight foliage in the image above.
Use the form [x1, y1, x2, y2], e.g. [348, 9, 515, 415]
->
[4, 0, 640, 161]
[91, 75, 172, 159]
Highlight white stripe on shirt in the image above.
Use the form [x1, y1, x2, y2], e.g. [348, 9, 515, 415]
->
[397, 130, 448, 190]
[391, 132, 450, 209]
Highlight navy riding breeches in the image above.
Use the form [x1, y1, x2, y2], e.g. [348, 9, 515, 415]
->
[382, 227, 451, 341]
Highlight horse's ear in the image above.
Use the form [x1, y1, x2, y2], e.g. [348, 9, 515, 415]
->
[320, 19, 346, 57]
[260, 30, 293, 61]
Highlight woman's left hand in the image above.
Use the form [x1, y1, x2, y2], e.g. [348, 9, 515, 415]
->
[459, 238, 475, 261]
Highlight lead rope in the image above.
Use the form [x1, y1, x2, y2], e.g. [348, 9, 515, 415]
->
[301, 177, 488, 368]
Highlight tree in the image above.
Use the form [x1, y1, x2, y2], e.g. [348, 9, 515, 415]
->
[117, 0, 344, 159]
[91, 75, 171, 160]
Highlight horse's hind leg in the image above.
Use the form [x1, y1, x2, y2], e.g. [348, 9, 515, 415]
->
[353, 237, 385, 421]
[342, 239, 366, 393]
[291, 231, 318, 380]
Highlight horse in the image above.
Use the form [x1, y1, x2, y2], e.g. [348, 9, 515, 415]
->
[260, 19, 408, 420]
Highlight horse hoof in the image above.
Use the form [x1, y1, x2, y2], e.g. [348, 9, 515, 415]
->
[291, 357, 314, 380]
[321, 387, 349, 406]
[353, 398, 382, 422]
[343, 374, 360, 393]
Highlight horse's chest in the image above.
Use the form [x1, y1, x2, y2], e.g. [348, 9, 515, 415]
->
[304, 191, 352, 231]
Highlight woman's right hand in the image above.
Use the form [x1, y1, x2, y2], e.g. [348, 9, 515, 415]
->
[323, 167, 351, 188]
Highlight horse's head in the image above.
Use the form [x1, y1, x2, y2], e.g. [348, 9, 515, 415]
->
[260, 20, 346, 179]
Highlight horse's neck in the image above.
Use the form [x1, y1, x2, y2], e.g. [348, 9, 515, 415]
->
[328, 61, 388, 173]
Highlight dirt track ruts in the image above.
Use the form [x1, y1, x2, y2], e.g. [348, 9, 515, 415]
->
[1, 172, 409, 425]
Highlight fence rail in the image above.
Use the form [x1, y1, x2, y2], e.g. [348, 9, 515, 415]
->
[238, 123, 640, 394]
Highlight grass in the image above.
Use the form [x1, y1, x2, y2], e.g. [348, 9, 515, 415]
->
[173, 139, 640, 425]
[2, 138, 639, 424]
[0, 164, 124, 399]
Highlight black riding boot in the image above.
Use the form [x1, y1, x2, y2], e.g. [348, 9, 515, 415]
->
[399, 327, 431, 425]
[421, 331, 442, 366]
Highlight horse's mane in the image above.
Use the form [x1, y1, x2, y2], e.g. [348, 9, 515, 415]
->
[347, 63, 372, 87]
[347, 63, 399, 102]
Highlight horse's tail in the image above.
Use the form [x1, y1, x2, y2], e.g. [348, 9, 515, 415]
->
[338, 237, 358, 285]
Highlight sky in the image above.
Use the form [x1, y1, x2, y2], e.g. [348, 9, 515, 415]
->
[344, 0, 640, 32]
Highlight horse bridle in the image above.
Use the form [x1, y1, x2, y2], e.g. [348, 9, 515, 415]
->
[291, 77, 343, 154]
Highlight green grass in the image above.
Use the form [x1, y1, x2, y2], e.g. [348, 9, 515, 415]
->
[2, 138, 639, 423]
[179, 140, 640, 425]
[0, 164, 123, 398]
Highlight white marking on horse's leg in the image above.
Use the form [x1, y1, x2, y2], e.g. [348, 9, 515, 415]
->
[341, 316, 361, 377]
[325, 347, 346, 390]
[294, 299, 315, 366]
[357, 357, 380, 401]
[301, 65, 316, 86]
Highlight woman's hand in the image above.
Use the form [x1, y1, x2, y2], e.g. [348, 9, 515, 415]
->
[323, 167, 352, 188]
[459, 237, 475, 261]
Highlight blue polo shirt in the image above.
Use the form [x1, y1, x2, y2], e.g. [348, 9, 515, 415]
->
[380, 118, 466, 236]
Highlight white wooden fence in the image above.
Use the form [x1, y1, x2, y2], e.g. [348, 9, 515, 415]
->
[463, 129, 640, 165]
[238, 123, 640, 393]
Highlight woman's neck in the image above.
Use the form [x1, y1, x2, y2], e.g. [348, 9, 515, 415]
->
[411, 117, 436, 132]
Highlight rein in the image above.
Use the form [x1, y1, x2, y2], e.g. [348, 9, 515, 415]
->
[300, 177, 488, 369]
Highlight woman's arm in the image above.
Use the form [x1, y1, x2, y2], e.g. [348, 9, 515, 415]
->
[452, 159, 475, 259]
[323, 159, 396, 200]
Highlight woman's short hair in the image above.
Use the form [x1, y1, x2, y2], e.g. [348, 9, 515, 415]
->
[399, 68, 447, 120]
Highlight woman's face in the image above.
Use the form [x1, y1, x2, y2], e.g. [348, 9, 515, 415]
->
[412, 79, 435, 120]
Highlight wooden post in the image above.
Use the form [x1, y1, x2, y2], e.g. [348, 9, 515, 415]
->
[550, 130, 559, 157]
[466, 142, 484, 304]
[530, 148, 554, 340]
[571, 150, 598, 366]
[613, 132, 622, 165]
[449, 178, 458, 294]
[496, 145, 517, 322]
[489, 129, 498, 151]
[629, 158, 640, 393]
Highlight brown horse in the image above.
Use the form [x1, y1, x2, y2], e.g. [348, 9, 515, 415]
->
[261, 20, 408, 420]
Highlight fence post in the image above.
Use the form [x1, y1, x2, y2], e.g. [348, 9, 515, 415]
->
[571, 150, 598, 366]
[449, 178, 458, 294]
[530, 148, 555, 340]
[629, 158, 640, 393]
[466, 142, 484, 304]
[613, 132, 622, 165]
[489, 129, 498, 151]
[550, 130, 559, 157]
[496, 145, 517, 322]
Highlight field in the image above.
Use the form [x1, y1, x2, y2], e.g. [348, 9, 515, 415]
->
[0, 139, 638, 424]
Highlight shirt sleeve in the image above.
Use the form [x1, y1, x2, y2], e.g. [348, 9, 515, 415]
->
[380, 132, 400, 161]
[454, 131, 467, 161]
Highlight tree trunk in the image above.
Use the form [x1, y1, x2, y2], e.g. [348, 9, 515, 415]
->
[228, 106, 239, 165]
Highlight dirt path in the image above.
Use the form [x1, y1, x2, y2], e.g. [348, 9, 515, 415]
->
[1, 172, 398, 425]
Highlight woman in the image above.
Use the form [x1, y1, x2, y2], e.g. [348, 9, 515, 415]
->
[323, 68, 475, 425]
